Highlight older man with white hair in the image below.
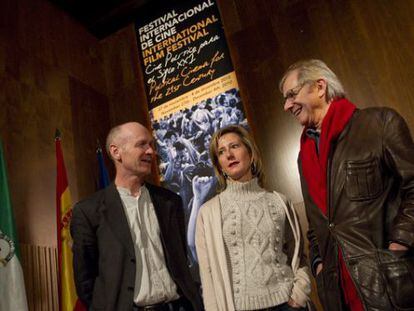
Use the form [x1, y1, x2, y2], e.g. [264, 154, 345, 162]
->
[280, 59, 414, 311]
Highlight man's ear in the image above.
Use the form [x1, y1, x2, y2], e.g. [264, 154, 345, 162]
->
[316, 78, 328, 99]
[110, 144, 121, 161]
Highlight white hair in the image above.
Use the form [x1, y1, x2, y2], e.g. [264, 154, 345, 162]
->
[279, 59, 345, 102]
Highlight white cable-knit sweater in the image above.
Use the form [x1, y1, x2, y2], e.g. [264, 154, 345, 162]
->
[195, 179, 311, 311]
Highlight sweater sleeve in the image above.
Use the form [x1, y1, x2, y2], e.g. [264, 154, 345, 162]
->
[195, 208, 219, 311]
[281, 194, 311, 307]
[290, 266, 311, 307]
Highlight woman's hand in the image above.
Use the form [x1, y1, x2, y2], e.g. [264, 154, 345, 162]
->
[287, 298, 302, 308]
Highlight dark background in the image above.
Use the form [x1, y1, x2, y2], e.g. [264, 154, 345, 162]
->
[1, 0, 414, 309]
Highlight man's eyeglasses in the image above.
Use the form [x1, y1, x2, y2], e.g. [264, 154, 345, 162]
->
[283, 82, 307, 104]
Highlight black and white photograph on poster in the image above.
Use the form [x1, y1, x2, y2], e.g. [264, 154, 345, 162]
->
[152, 88, 248, 263]
[135, 0, 250, 270]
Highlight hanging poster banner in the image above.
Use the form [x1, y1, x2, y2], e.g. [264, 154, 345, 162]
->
[135, 0, 248, 267]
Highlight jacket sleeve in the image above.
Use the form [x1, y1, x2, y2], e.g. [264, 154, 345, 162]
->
[70, 203, 99, 308]
[195, 209, 219, 311]
[306, 223, 322, 276]
[282, 195, 311, 307]
[383, 109, 414, 248]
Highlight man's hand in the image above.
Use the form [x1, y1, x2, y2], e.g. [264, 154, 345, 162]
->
[389, 242, 408, 251]
[316, 263, 323, 276]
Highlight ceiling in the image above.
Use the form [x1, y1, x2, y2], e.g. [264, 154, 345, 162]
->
[49, 0, 182, 39]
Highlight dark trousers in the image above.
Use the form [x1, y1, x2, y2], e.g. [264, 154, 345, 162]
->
[133, 296, 194, 311]
[256, 302, 307, 311]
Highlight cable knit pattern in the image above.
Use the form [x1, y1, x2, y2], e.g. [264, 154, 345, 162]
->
[220, 179, 294, 310]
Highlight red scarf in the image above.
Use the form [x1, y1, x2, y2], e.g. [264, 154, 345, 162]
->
[300, 98, 364, 311]
[300, 98, 355, 215]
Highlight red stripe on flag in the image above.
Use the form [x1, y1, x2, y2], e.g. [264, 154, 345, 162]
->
[56, 136, 86, 311]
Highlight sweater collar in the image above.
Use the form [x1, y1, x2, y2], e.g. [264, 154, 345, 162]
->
[222, 178, 263, 198]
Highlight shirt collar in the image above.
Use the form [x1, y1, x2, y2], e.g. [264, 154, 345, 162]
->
[117, 185, 146, 199]
[305, 127, 320, 140]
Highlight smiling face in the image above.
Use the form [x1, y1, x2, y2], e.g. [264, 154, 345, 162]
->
[217, 132, 253, 183]
[282, 70, 329, 129]
[111, 123, 154, 179]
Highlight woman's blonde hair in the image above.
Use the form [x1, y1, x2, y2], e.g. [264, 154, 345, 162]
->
[209, 125, 264, 192]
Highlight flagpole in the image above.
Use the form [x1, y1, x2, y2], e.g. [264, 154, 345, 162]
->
[96, 139, 111, 189]
[55, 128, 63, 311]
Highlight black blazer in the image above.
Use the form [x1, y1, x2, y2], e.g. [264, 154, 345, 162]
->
[70, 183, 202, 311]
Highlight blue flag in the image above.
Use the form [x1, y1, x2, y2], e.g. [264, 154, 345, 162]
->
[97, 147, 110, 189]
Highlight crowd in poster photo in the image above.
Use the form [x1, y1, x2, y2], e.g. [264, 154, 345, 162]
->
[151, 88, 247, 263]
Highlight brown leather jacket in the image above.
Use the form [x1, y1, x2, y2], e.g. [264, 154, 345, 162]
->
[299, 107, 414, 311]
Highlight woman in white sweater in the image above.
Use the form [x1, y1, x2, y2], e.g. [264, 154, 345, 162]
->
[195, 125, 311, 311]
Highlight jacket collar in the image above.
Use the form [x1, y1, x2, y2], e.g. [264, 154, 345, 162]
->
[145, 183, 172, 234]
[101, 182, 172, 256]
[336, 108, 359, 144]
[103, 183, 134, 256]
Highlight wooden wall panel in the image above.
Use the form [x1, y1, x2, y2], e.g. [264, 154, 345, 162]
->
[101, 26, 159, 184]
[217, 0, 414, 204]
[3, 0, 414, 310]
[69, 77, 112, 200]
[101, 27, 151, 128]
[21, 243, 58, 311]
[0, 0, 109, 247]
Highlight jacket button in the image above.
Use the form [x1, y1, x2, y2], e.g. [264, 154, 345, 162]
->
[329, 223, 335, 229]
[127, 286, 134, 291]
[131, 258, 136, 263]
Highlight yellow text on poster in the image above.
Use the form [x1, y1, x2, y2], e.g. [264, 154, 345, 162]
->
[151, 71, 238, 121]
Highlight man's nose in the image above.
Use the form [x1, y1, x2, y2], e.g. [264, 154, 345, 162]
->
[284, 99, 294, 112]
[146, 145, 154, 155]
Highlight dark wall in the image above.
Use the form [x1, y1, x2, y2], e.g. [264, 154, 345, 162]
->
[100, 26, 157, 182]
[2, 0, 414, 263]
[0, 0, 113, 245]
[0, 0, 155, 247]
[2, 0, 414, 309]
[217, 0, 414, 202]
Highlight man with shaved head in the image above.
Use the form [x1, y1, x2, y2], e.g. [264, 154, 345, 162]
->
[71, 122, 202, 311]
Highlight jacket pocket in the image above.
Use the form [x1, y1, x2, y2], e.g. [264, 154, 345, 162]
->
[378, 249, 414, 310]
[347, 253, 389, 309]
[345, 158, 382, 201]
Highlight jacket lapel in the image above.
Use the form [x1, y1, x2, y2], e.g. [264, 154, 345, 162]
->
[146, 183, 172, 239]
[103, 183, 135, 257]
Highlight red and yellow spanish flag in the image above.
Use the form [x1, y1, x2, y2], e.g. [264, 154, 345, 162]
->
[55, 130, 85, 311]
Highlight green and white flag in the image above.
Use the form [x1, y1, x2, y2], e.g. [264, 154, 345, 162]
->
[0, 141, 28, 311]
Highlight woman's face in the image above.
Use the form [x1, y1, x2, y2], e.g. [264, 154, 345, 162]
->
[217, 132, 253, 183]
